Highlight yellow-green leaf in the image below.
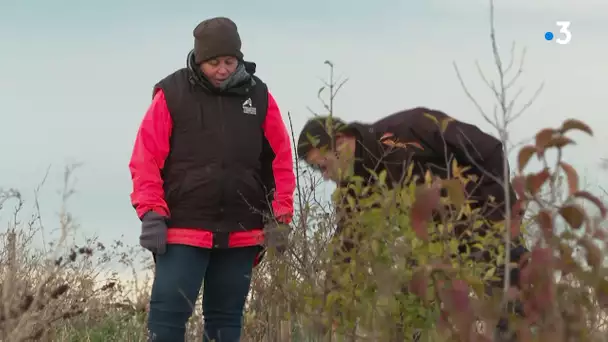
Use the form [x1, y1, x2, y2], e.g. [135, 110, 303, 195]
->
[424, 113, 439, 125]
[483, 267, 496, 280]
[440, 117, 454, 133]
[442, 179, 465, 210]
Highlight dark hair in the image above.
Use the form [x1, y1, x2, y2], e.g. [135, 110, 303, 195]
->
[296, 116, 350, 161]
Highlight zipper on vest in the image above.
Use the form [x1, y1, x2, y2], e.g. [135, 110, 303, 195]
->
[218, 96, 226, 219]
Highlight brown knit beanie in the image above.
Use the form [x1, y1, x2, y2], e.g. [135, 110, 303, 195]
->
[193, 17, 243, 64]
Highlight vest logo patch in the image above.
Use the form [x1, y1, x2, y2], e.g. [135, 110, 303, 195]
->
[380, 132, 424, 150]
[242, 98, 257, 115]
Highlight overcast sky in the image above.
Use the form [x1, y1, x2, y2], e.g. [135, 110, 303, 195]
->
[1, 0, 607, 261]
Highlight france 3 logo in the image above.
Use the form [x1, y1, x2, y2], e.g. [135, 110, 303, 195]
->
[544, 21, 572, 45]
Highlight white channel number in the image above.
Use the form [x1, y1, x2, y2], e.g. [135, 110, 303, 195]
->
[555, 21, 572, 45]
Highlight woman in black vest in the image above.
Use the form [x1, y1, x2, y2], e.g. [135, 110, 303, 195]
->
[129, 17, 296, 342]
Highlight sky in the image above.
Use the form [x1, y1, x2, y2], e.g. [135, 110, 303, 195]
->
[1, 0, 607, 274]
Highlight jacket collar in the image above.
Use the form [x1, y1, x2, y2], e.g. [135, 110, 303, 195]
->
[343, 122, 384, 183]
[186, 49, 256, 96]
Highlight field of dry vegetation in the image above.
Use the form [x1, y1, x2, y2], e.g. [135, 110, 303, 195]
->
[0, 120, 608, 342]
[2, 4, 608, 342]
[1, 115, 608, 342]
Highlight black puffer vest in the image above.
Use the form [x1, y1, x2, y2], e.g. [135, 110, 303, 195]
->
[154, 63, 274, 234]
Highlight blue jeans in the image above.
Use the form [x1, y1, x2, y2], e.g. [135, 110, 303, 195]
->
[147, 244, 259, 342]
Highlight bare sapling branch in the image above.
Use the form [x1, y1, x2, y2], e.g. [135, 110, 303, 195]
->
[453, 0, 543, 303]
[306, 61, 349, 151]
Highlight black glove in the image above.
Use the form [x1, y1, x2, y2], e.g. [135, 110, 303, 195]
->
[263, 221, 290, 254]
[140, 211, 168, 255]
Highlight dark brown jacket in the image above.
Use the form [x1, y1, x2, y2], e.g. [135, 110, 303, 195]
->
[333, 107, 518, 258]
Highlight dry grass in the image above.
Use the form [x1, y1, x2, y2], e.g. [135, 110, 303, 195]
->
[0, 158, 607, 342]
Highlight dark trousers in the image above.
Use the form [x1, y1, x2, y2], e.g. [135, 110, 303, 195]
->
[147, 244, 259, 342]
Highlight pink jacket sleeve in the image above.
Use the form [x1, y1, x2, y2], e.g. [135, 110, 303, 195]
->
[129, 89, 173, 219]
[261, 92, 296, 223]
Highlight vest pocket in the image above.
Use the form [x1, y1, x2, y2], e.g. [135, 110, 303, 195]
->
[164, 170, 184, 206]
[233, 169, 265, 210]
[166, 165, 222, 211]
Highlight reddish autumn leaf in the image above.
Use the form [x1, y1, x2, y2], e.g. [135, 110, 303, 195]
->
[560, 118, 593, 136]
[522, 246, 556, 315]
[537, 325, 563, 341]
[536, 209, 554, 239]
[559, 161, 578, 196]
[512, 175, 526, 198]
[517, 326, 533, 342]
[517, 145, 536, 172]
[437, 279, 474, 340]
[522, 300, 540, 325]
[409, 268, 429, 299]
[439, 279, 471, 313]
[559, 204, 586, 229]
[505, 286, 521, 301]
[472, 333, 492, 342]
[510, 201, 525, 237]
[449, 279, 471, 312]
[453, 317, 474, 342]
[531, 246, 553, 266]
[545, 136, 575, 149]
[518, 251, 531, 267]
[410, 184, 441, 240]
[593, 228, 607, 240]
[436, 309, 450, 332]
[534, 128, 557, 156]
[510, 220, 521, 238]
[519, 262, 531, 288]
[511, 199, 526, 219]
[533, 281, 555, 312]
[573, 190, 607, 218]
[525, 245, 554, 279]
[525, 168, 550, 195]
